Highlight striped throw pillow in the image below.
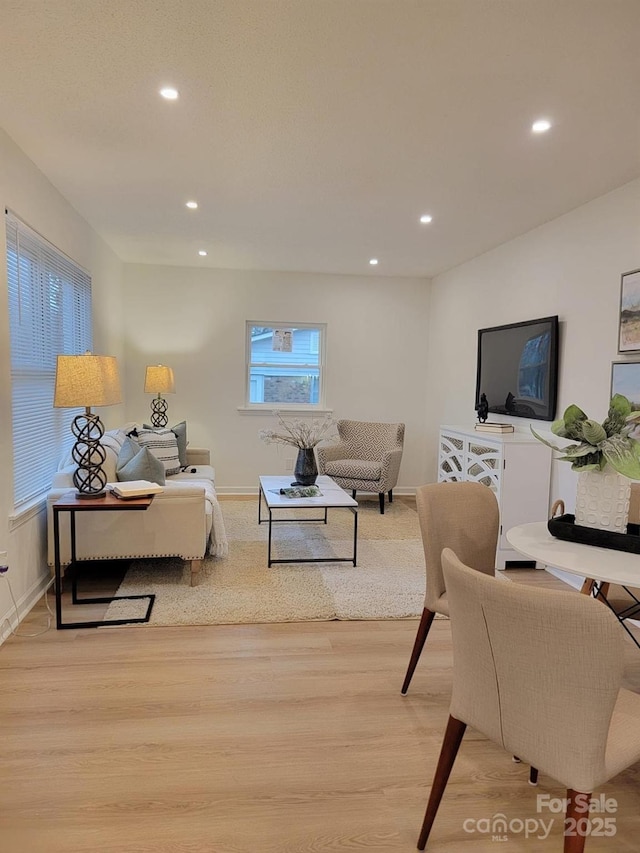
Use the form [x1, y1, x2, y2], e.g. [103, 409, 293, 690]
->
[135, 428, 181, 476]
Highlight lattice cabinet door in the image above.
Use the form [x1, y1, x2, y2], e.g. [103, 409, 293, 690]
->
[438, 430, 464, 482]
[465, 438, 501, 493]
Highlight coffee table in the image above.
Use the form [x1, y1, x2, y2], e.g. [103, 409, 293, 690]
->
[258, 475, 358, 567]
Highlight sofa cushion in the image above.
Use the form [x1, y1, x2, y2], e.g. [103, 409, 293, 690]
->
[169, 465, 215, 483]
[134, 427, 181, 476]
[116, 444, 166, 485]
[325, 459, 381, 481]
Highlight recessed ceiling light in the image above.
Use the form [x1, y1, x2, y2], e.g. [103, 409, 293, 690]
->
[185, 200, 198, 209]
[160, 87, 179, 100]
[369, 258, 378, 266]
[531, 118, 552, 134]
[198, 250, 207, 256]
[420, 214, 433, 224]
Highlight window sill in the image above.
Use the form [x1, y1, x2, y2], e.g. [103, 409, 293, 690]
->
[9, 496, 47, 531]
[237, 406, 334, 416]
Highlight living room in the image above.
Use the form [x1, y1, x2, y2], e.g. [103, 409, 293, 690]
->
[1, 2, 638, 627]
[1, 2, 640, 849]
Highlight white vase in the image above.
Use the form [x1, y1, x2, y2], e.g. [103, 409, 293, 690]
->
[574, 468, 631, 533]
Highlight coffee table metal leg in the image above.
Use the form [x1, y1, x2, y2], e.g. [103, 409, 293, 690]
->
[268, 508, 273, 567]
[353, 508, 358, 566]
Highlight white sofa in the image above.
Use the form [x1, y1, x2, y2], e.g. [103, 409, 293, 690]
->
[46, 427, 228, 585]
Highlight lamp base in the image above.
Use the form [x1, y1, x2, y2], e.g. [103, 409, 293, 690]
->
[71, 410, 108, 497]
[150, 396, 169, 428]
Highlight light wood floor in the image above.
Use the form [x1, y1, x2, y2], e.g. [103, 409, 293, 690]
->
[1, 570, 639, 852]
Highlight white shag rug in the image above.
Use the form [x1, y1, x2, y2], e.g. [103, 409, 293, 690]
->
[106, 497, 427, 626]
[105, 498, 512, 627]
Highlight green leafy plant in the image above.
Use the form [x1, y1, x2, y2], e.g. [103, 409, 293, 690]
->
[531, 394, 640, 479]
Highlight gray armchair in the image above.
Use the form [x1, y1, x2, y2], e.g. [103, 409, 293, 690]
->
[315, 419, 405, 513]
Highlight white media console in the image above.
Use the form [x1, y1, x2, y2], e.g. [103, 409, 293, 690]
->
[438, 425, 552, 568]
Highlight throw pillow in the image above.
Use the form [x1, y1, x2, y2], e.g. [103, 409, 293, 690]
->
[135, 427, 181, 476]
[143, 420, 188, 468]
[117, 436, 140, 470]
[116, 445, 165, 485]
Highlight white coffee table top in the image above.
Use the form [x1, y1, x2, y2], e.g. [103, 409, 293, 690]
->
[259, 475, 358, 509]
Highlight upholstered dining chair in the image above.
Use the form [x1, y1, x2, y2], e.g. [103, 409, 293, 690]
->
[315, 419, 405, 513]
[417, 548, 640, 853]
[400, 481, 499, 695]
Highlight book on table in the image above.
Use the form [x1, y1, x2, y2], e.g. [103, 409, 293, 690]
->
[111, 480, 165, 499]
[474, 422, 514, 433]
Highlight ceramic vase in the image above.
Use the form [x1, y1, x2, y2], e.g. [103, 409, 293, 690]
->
[574, 468, 631, 533]
[294, 448, 318, 486]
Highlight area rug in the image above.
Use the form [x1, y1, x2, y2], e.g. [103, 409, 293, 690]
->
[105, 497, 428, 626]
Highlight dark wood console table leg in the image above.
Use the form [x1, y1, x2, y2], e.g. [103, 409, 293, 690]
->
[53, 495, 156, 630]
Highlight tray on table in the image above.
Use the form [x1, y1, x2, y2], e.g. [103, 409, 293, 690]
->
[548, 513, 640, 554]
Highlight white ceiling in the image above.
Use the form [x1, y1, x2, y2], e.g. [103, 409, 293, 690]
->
[1, 0, 639, 278]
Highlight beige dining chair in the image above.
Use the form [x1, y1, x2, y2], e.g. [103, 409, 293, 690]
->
[417, 548, 640, 852]
[400, 481, 499, 695]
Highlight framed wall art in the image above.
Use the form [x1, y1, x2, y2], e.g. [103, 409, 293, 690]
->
[618, 268, 640, 352]
[611, 360, 640, 410]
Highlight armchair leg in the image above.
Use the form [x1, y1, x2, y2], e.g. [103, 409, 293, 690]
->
[417, 715, 467, 850]
[379, 492, 385, 514]
[389, 489, 393, 503]
[401, 608, 436, 694]
[564, 789, 591, 853]
[352, 490, 356, 499]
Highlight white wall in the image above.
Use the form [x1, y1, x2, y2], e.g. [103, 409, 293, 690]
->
[0, 129, 124, 638]
[425, 178, 640, 510]
[122, 264, 431, 492]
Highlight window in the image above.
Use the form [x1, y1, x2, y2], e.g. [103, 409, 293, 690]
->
[246, 322, 326, 408]
[6, 211, 92, 508]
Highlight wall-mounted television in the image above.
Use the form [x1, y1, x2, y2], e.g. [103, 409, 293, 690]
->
[475, 316, 559, 421]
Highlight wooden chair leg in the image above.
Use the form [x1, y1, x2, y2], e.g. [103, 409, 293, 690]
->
[401, 608, 436, 694]
[352, 489, 356, 499]
[512, 756, 538, 785]
[389, 489, 393, 503]
[564, 789, 591, 853]
[379, 492, 385, 513]
[417, 715, 467, 850]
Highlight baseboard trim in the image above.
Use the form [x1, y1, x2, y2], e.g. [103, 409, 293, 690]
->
[0, 572, 51, 646]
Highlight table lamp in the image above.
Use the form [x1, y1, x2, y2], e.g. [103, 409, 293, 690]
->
[144, 364, 175, 428]
[54, 352, 122, 498]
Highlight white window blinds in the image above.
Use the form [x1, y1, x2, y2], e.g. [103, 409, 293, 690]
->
[6, 210, 92, 508]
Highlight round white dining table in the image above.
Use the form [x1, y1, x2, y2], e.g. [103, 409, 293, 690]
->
[506, 521, 640, 588]
[507, 521, 640, 649]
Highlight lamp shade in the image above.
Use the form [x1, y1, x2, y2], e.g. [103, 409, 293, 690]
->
[144, 364, 175, 394]
[54, 353, 122, 408]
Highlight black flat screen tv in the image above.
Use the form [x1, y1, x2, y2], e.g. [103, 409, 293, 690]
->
[475, 316, 559, 422]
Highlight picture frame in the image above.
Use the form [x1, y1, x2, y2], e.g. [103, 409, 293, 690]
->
[611, 360, 640, 410]
[617, 268, 640, 352]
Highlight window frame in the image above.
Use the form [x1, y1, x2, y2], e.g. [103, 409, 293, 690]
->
[244, 321, 327, 411]
[6, 210, 93, 512]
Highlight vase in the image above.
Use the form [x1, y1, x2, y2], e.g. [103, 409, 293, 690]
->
[574, 468, 631, 533]
[293, 447, 318, 486]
